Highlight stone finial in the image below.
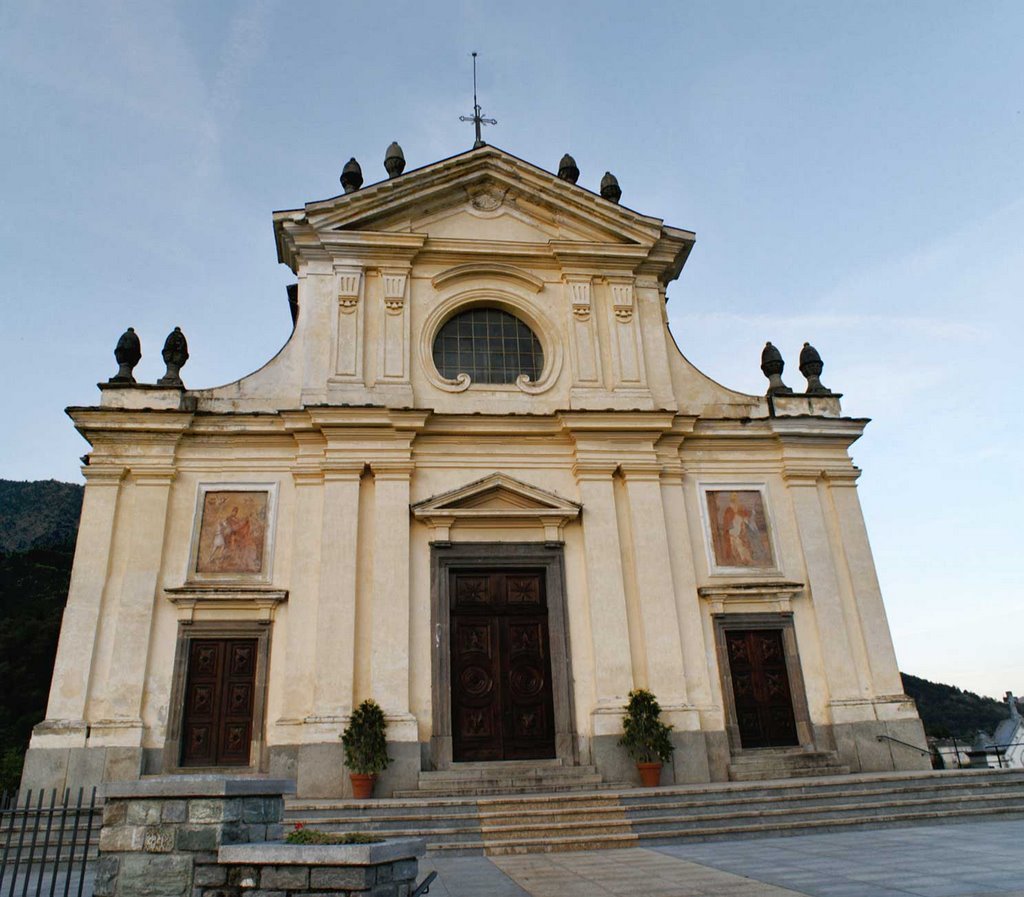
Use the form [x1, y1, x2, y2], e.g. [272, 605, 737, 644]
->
[558, 154, 580, 184]
[384, 142, 406, 178]
[760, 341, 793, 396]
[600, 171, 621, 203]
[109, 326, 142, 383]
[341, 157, 363, 193]
[798, 342, 831, 395]
[158, 326, 189, 387]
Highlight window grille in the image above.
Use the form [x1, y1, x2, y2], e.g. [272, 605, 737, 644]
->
[432, 308, 543, 385]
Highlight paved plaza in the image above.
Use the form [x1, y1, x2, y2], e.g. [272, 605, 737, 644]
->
[419, 818, 1024, 897]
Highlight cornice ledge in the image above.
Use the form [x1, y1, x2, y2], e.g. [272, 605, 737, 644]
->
[165, 585, 288, 623]
[558, 410, 676, 433]
[67, 407, 195, 433]
[769, 416, 869, 440]
[698, 581, 805, 600]
[165, 585, 288, 603]
[300, 407, 430, 431]
[781, 466, 862, 485]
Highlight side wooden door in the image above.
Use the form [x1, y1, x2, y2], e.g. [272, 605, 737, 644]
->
[180, 638, 257, 767]
[726, 628, 799, 749]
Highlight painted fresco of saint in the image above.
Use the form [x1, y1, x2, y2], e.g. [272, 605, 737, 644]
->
[196, 491, 267, 574]
[707, 490, 773, 568]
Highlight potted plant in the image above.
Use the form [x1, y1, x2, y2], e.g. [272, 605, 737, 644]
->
[619, 688, 674, 787]
[341, 699, 391, 798]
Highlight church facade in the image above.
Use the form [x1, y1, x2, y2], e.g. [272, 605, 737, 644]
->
[24, 145, 930, 796]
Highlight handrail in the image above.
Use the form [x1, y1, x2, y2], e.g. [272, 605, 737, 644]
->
[875, 734, 930, 756]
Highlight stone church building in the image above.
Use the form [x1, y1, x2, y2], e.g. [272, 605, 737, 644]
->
[24, 144, 929, 797]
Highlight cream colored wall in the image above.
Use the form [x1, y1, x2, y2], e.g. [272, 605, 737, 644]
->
[34, 409, 913, 761]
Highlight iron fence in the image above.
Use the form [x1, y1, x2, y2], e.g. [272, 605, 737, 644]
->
[0, 789, 98, 897]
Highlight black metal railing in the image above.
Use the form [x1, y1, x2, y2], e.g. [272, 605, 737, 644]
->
[0, 789, 98, 897]
[875, 733, 931, 756]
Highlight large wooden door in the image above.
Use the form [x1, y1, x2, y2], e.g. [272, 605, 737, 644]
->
[450, 570, 556, 762]
[726, 629, 799, 748]
[180, 638, 257, 767]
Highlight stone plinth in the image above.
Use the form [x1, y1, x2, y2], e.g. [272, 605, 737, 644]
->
[95, 776, 291, 897]
[214, 840, 425, 897]
[95, 776, 424, 897]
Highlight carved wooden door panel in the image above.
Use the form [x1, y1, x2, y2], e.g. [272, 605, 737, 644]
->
[181, 638, 257, 767]
[451, 571, 556, 762]
[726, 629, 799, 749]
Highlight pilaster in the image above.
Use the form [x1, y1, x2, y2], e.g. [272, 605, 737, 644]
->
[784, 470, 866, 708]
[655, 451, 715, 716]
[37, 465, 126, 736]
[97, 464, 177, 744]
[620, 464, 687, 707]
[604, 276, 649, 402]
[279, 469, 324, 731]
[309, 466, 363, 727]
[826, 477, 905, 696]
[332, 266, 364, 381]
[572, 462, 634, 730]
[565, 275, 603, 399]
[369, 462, 417, 740]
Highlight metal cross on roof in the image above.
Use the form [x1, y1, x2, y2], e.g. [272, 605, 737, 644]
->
[459, 52, 497, 149]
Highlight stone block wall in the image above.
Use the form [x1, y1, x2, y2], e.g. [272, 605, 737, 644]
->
[95, 777, 289, 897]
[210, 843, 423, 897]
[95, 776, 424, 897]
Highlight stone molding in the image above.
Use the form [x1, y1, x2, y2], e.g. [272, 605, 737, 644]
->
[412, 472, 580, 543]
[164, 585, 288, 623]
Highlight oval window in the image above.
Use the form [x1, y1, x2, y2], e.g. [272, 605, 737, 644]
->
[432, 308, 543, 385]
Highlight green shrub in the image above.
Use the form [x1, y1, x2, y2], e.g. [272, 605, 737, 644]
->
[341, 699, 391, 775]
[285, 825, 382, 845]
[619, 689, 675, 763]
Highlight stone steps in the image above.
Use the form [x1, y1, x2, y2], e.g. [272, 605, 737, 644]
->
[286, 768, 1024, 855]
[727, 748, 850, 781]
[393, 761, 616, 798]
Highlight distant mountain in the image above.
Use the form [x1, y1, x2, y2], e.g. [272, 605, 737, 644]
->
[901, 672, 1010, 740]
[0, 479, 83, 552]
[0, 479, 82, 789]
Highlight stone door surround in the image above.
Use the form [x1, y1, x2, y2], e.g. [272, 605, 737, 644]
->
[713, 612, 814, 754]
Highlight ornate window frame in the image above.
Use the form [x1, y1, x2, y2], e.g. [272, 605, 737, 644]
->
[420, 287, 562, 395]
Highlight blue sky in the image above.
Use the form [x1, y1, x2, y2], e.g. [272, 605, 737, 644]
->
[1, 2, 1021, 699]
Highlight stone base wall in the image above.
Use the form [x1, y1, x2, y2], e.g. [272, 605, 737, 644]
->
[95, 776, 424, 897]
[832, 718, 932, 773]
[268, 742, 420, 799]
[20, 744, 143, 794]
[212, 843, 422, 897]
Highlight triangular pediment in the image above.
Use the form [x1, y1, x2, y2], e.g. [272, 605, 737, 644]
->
[412, 473, 581, 543]
[276, 145, 672, 254]
[413, 473, 581, 515]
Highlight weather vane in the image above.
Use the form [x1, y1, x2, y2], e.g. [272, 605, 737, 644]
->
[459, 52, 496, 149]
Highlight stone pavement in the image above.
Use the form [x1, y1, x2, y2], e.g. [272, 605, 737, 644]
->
[418, 818, 1024, 897]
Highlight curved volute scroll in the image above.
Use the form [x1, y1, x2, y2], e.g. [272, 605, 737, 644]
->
[431, 263, 544, 294]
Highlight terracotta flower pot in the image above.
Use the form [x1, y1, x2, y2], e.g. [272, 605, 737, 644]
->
[350, 772, 378, 799]
[637, 761, 662, 787]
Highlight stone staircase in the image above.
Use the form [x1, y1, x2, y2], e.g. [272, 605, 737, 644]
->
[728, 748, 850, 781]
[286, 768, 1024, 855]
[393, 759, 617, 798]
